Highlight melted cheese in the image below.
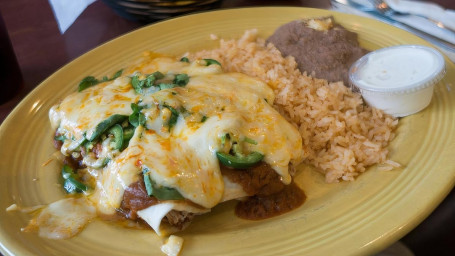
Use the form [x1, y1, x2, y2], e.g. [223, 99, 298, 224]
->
[50, 77, 140, 155]
[23, 198, 96, 239]
[95, 139, 143, 213]
[137, 201, 209, 236]
[161, 235, 184, 256]
[50, 56, 304, 214]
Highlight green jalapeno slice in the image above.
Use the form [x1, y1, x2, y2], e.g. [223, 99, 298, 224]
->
[216, 151, 264, 169]
[108, 124, 124, 150]
[61, 165, 89, 194]
[86, 114, 128, 141]
[143, 167, 184, 200]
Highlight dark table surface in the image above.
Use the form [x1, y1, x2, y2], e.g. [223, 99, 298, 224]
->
[0, 0, 454, 255]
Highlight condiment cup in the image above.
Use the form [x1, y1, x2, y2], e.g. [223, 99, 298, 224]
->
[349, 45, 446, 117]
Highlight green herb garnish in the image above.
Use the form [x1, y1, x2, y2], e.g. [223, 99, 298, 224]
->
[159, 83, 176, 90]
[131, 74, 145, 93]
[78, 69, 123, 92]
[173, 74, 189, 86]
[132, 71, 182, 93]
[162, 104, 179, 131]
[129, 103, 146, 127]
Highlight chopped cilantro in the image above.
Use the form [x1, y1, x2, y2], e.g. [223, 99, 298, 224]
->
[129, 103, 146, 127]
[173, 74, 189, 86]
[78, 69, 123, 92]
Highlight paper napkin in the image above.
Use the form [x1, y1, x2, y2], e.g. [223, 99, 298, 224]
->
[48, 0, 96, 34]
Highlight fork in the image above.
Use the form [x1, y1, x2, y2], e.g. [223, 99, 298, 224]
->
[371, 0, 455, 34]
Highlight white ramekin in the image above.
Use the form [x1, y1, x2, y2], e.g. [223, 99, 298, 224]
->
[349, 45, 445, 117]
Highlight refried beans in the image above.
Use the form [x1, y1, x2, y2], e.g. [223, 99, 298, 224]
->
[267, 16, 368, 85]
[235, 182, 305, 220]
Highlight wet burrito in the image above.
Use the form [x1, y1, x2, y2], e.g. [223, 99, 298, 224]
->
[32, 55, 304, 240]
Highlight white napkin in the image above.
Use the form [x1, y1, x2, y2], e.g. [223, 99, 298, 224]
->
[385, 0, 455, 31]
[345, 0, 455, 44]
[332, 0, 455, 62]
[48, 0, 96, 33]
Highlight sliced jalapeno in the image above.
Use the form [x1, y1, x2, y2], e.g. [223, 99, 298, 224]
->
[89, 157, 110, 169]
[120, 126, 135, 150]
[203, 58, 221, 66]
[180, 57, 189, 63]
[67, 136, 87, 152]
[108, 124, 123, 150]
[61, 165, 89, 194]
[216, 151, 264, 169]
[143, 167, 184, 200]
[86, 114, 128, 141]
[123, 126, 135, 140]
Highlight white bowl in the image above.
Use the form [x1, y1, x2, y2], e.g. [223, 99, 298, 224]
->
[349, 45, 445, 117]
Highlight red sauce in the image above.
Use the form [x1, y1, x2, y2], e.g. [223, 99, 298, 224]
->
[235, 182, 306, 220]
[119, 180, 159, 220]
[221, 162, 306, 220]
[220, 162, 285, 196]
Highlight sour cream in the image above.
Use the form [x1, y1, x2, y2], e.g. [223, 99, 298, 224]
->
[349, 45, 445, 117]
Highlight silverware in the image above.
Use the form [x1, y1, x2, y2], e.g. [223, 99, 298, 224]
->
[371, 0, 455, 34]
[331, 0, 455, 53]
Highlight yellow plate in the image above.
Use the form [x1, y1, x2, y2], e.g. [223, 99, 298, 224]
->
[1, 7, 455, 256]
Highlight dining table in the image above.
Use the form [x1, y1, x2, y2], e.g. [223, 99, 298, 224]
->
[0, 0, 454, 255]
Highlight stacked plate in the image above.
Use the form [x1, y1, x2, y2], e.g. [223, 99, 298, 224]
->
[102, 0, 222, 22]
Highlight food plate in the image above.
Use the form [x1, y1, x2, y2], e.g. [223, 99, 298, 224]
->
[1, 7, 455, 256]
